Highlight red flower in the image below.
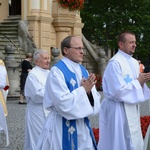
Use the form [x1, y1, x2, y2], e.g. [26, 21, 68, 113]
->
[57, 0, 84, 11]
[3, 85, 9, 91]
[92, 116, 150, 144]
[92, 127, 99, 144]
[95, 74, 102, 91]
[140, 116, 150, 138]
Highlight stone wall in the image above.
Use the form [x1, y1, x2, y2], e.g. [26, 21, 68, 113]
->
[83, 49, 99, 74]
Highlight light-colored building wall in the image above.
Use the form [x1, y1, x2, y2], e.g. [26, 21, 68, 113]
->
[0, 0, 9, 21]
[0, 0, 85, 96]
[21, 0, 83, 58]
[0, 0, 84, 55]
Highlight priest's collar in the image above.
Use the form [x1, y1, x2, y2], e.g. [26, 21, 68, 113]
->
[118, 50, 132, 59]
[35, 65, 49, 72]
[62, 57, 80, 67]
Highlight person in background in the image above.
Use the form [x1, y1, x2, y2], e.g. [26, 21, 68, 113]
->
[98, 31, 150, 150]
[138, 60, 145, 73]
[19, 53, 33, 104]
[24, 50, 50, 150]
[0, 60, 9, 146]
[36, 36, 101, 150]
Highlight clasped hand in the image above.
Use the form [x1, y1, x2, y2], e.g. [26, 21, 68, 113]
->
[81, 73, 97, 93]
[137, 72, 150, 86]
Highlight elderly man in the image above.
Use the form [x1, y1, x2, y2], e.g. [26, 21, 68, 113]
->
[24, 49, 50, 150]
[36, 36, 101, 150]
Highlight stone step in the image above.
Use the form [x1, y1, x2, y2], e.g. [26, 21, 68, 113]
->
[6, 15, 21, 21]
[0, 31, 18, 35]
[0, 23, 18, 27]
[0, 35, 18, 38]
[0, 41, 20, 50]
[0, 44, 20, 48]
[0, 22, 18, 25]
[0, 48, 25, 55]
[0, 38, 19, 42]
[0, 26, 17, 30]
[2, 52, 25, 57]
[3, 16, 21, 23]
[0, 27, 18, 31]
[1, 21, 19, 24]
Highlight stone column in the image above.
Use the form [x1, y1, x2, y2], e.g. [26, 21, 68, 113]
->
[55, 27, 71, 58]
[52, 0, 84, 57]
[22, 0, 53, 55]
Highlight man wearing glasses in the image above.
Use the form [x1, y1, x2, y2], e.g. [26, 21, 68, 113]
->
[37, 36, 101, 150]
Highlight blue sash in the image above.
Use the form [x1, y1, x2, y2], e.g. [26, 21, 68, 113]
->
[55, 60, 97, 150]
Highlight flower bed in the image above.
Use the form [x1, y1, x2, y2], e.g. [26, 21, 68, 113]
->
[92, 116, 150, 144]
[57, 0, 84, 11]
[92, 127, 99, 144]
[140, 116, 150, 138]
[95, 74, 102, 91]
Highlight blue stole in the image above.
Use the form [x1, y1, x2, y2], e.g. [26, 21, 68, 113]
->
[55, 60, 97, 150]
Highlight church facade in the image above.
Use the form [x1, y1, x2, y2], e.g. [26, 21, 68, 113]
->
[0, 0, 110, 96]
[0, 0, 83, 57]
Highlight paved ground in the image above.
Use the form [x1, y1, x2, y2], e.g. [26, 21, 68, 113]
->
[0, 100, 26, 150]
[0, 99, 99, 150]
[0, 93, 150, 150]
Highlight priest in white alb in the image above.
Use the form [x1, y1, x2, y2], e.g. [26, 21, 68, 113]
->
[36, 36, 101, 150]
[24, 50, 50, 150]
[98, 31, 150, 150]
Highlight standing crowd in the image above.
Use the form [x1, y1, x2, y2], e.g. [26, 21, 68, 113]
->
[1, 31, 150, 150]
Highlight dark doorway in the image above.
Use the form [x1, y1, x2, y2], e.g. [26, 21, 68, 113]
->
[9, 0, 21, 15]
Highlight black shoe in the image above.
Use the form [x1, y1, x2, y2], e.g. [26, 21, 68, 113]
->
[18, 102, 26, 105]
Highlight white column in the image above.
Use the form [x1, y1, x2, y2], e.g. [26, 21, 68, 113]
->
[31, 0, 40, 9]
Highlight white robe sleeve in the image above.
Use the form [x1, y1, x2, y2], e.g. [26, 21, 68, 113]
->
[43, 67, 101, 120]
[103, 61, 150, 104]
[25, 74, 45, 103]
[0, 65, 6, 89]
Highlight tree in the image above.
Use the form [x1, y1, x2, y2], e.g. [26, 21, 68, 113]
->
[81, 0, 150, 64]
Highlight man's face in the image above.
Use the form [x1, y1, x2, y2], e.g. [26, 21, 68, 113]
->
[35, 53, 50, 69]
[64, 37, 85, 63]
[119, 34, 136, 55]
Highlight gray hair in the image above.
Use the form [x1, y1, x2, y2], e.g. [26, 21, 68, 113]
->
[33, 49, 48, 61]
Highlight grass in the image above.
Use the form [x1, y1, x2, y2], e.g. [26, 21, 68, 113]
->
[146, 82, 150, 87]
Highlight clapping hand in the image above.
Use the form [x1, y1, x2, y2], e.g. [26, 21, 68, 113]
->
[137, 72, 150, 86]
[81, 73, 97, 93]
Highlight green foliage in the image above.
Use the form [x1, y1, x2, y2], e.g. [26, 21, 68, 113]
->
[81, 0, 150, 63]
[146, 82, 150, 88]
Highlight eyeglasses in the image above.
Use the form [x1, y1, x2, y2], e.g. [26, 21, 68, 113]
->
[67, 47, 86, 51]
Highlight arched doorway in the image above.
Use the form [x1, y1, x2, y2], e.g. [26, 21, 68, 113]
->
[9, 0, 21, 15]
